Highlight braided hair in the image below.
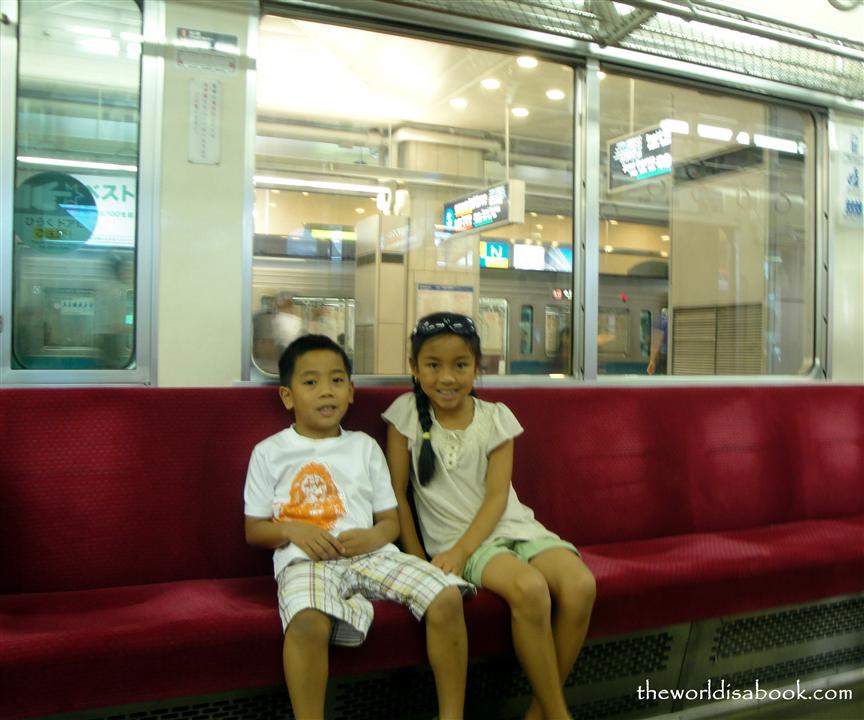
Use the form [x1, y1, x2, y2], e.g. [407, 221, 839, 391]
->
[410, 312, 482, 486]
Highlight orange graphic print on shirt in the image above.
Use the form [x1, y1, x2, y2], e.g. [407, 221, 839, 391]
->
[273, 462, 346, 530]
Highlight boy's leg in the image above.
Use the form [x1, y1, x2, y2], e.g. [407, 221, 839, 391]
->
[350, 553, 470, 720]
[424, 586, 468, 720]
[480, 553, 571, 720]
[529, 549, 596, 685]
[283, 608, 332, 720]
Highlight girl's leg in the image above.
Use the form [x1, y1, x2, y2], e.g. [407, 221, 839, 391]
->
[481, 553, 571, 720]
[529, 549, 597, 694]
[283, 609, 332, 720]
[424, 586, 468, 720]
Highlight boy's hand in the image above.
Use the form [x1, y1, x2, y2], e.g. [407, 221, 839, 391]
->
[431, 546, 468, 577]
[337, 528, 383, 557]
[288, 523, 345, 561]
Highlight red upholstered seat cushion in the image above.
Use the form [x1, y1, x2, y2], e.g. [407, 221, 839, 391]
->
[582, 515, 864, 637]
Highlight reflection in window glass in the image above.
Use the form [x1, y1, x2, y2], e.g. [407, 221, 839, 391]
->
[599, 72, 815, 376]
[12, 0, 141, 370]
[254, 16, 574, 376]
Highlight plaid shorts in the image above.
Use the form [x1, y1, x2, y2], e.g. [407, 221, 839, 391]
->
[276, 550, 473, 646]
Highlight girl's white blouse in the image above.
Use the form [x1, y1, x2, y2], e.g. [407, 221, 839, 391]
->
[382, 392, 557, 557]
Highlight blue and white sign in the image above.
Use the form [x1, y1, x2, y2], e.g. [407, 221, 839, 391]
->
[836, 124, 863, 227]
[14, 172, 97, 250]
[443, 180, 525, 234]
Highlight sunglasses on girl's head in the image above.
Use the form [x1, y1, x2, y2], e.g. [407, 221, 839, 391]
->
[412, 316, 477, 337]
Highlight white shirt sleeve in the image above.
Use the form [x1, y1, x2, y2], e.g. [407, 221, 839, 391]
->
[243, 444, 275, 518]
[365, 435, 399, 513]
[487, 401, 524, 452]
[381, 392, 418, 444]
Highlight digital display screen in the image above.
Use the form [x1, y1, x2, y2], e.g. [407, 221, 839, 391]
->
[609, 126, 672, 191]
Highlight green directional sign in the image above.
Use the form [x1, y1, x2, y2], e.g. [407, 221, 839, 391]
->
[14, 172, 98, 250]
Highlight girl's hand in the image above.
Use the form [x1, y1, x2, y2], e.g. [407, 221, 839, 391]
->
[431, 546, 468, 577]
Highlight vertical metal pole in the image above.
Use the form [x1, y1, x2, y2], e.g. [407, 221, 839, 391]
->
[0, 0, 18, 384]
[581, 59, 601, 380]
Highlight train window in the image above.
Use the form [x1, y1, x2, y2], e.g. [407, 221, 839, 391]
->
[9, 0, 142, 371]
[519, 305, 534, 355]
[255, 15, 575, 376]
[598, 71, 815, 377]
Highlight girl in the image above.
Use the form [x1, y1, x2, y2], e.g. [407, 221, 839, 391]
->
[383, 312, 596, 720]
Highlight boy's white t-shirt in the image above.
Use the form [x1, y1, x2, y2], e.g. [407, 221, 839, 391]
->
[382, 392, 557, 557]
[244, 426, 399, 577]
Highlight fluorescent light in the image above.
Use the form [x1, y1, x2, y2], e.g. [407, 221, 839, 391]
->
[68, 25, 112, 38]
[481, 78, 501, 90]
[17, 156, 137, 172]
[545, 89, 565, 101]
[697, 123, 733, 141]
[661, 118, 689, 135]
[511, 107, 529, 118]
[753, 134, 799, 153]
[517, 56, 538, 69]
[604, 245, 614, 253]
[736, 131, 751, 144]
[254, 176, 390, 197]
[78, 38, 120, 56]
[661, 234, 670, 242]
[449, 97, 468, 109]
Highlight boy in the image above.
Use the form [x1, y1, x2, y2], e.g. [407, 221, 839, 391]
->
[244, 334, 470, 720]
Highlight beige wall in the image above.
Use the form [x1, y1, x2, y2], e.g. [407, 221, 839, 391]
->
[157, 1, 256, 386]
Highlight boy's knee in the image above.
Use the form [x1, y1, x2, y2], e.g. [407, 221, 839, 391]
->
[285, 609, 332, 645]
[425, 586, 464, 626]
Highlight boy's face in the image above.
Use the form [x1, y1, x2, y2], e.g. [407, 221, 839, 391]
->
[279, 349, 354, 439]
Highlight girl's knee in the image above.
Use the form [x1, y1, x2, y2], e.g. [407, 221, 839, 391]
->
[555, 566, 597, 615]
[285, 609, 332, 645]
[510, 568, 551, 617]
[425, 586, 464, 625]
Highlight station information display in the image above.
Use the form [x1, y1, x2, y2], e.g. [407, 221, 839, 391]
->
[443, 179, 525, 234]
[609, 126, 672, 191]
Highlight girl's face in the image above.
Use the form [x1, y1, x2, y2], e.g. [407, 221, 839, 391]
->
[411, 334, 478, 416]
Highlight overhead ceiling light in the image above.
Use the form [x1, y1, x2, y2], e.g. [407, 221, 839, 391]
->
[481, 78, 501, 90]
[556, 215, 565, 220]
[660, 118, 689, 135]
[545, 89, 565, 101]
[17, 156, 137, 172]
[736, 131, 751, 144]
[449, 97, 468, 109]
[697, 124, 733, 142]
[609, 219, 619, 225]
[604, 245, 614, 253]
[597, 71, 607, 80]
[254, 175, 390, 199]
[754, 134, 799, 153]
[517, 56, 538, 69]
[511, 107, 529, 118]
[661, 234, 670, 242]
[660, 250, 669, 258]
[355, 207, 366, 214]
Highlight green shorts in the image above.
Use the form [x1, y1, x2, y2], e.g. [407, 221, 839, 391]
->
[463, 536, 580, 587]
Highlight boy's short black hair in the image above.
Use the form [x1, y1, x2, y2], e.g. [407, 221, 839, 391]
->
[278, 334, 352, 387]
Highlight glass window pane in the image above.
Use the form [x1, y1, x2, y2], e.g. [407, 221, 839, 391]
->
[12, 0, 141, 370]
[599, 72, 815, 376]
[254, 16, 574, 377]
